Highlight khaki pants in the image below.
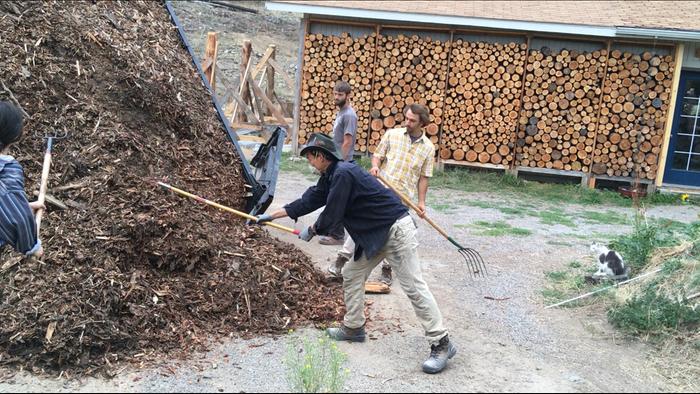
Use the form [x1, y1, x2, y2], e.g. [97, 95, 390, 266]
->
[341, 216, 448, 345]
[338, 233, 390, 271]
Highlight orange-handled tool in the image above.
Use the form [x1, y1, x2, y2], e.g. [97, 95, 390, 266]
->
[157, 182, 300, 235]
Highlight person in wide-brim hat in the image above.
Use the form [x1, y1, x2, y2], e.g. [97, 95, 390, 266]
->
[250, 132, 457, 375]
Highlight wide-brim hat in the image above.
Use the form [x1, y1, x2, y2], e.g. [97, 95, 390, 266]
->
[299, 132, 343, 161]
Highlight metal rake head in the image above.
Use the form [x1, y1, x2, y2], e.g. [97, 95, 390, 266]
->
[459, 247, 488, 279]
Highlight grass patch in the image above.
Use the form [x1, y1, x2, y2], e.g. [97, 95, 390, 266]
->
[538, 208, 577, 227]
[605, 217, 699, 354]
[541, 260, 609, 307]
[608, 289, 700, 338]
[428, 166, 682, 207]
[280, 152, 317, 180]
[547, 240, 574, 247]
[430, 203, 454, 212]
[580, 210, 630, 225]
[473, 220, 532, 237]
[464, 200, 499, 209]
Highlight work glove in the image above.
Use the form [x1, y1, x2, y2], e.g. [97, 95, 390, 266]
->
[248, 213, 273, 225]
[298, 225, 315, 242]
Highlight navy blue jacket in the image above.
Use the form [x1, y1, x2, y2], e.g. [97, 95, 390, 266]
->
[284, 161, 407, 260]
[0, 155, 41, 255]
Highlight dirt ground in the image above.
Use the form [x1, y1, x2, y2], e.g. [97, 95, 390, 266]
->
[2, 165, 699, 392]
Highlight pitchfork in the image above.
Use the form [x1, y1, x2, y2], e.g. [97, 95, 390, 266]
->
[34, 129, 68, 237]
[377, 174, 488, 279]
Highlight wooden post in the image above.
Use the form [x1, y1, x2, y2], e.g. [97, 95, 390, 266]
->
[240, 40, 252, 122]
[586, 39, 613, 188]
[266, 44, 276, 116]
[436, 30, 454, 170]
[292, 18, 308, 155]
[203, 32, 218, 92]
[655, 44, 685, 188]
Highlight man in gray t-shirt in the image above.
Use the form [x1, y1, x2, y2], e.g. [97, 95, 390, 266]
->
[318, 80, 358, 246]
[332, 81, 358, 162]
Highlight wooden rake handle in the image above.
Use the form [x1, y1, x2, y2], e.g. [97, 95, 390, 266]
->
[157, 182, 300, 235]
[376, 174, 453, 242]
[35, 138, 55, 235]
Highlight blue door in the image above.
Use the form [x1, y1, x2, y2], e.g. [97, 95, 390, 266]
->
[664, 71, 700, 187]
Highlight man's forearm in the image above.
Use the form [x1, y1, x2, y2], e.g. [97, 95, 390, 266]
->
[371, 155, 382, 170]
[341, 140, 352, 159]
[418, 176, 429, 205]
[267, 208, 289, 220]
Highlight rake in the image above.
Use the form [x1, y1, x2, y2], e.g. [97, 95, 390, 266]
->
[377, 174, 488, 278]
[157, 182, 301, 235]
[34, 129, 68, 237]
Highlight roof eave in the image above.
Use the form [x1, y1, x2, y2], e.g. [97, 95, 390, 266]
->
[266, 1, 700, 42]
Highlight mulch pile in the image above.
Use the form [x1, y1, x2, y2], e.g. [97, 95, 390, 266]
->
[0, 0, 344, 376]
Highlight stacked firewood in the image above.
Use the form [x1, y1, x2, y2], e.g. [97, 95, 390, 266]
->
[591, 50, 674, 179]
[299, 32, 376, 151]
[440, 40, 527, 164]
[369, 33, 449, 152]
[515, 47, 608, 172]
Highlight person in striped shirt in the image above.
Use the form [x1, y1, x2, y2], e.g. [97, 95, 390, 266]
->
[330, 103, 435, 285]
[0, 101, 44, 257]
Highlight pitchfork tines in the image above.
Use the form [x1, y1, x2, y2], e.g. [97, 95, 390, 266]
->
[376, 174, 488, 279]
[450, 237, 488, 279]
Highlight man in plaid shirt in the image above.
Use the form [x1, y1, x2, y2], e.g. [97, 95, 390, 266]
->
[330, 103, 435, 285]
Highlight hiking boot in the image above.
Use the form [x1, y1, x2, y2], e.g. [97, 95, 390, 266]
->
[328, 255, 347, 278]
[380, 265, 393, 286]
[326, 324, 366, 342]
[422, 335, 457, 374]
[319, 236, 344, 246]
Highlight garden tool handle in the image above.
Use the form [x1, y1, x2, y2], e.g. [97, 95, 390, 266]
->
[157, 182, 301, 235]
[376, 174, 451, 241]
[35, 137, 54, 234]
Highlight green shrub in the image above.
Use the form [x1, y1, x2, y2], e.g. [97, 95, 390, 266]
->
[610, 215, 659, 270]
[285, 332, 349, 393]
[608, 290, 700, 337]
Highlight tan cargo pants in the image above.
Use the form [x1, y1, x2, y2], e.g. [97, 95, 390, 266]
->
[341, 215, 448, 345]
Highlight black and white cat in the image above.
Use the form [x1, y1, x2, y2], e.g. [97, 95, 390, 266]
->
[590, 243, 626, 278]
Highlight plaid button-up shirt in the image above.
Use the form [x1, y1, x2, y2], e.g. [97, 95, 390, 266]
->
[373, 127, 435, 201]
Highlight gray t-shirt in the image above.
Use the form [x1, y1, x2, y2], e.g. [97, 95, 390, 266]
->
[332, 105, 358, 161]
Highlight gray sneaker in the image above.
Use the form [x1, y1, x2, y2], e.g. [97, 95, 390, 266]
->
[328, 255, 347, 278]
[326, 324, 366, 342]
[422, 335, 457, 374]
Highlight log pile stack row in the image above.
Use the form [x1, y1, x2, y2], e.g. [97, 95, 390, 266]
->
[369, 34, 450, 152]
[515, 47, 608, 172]
[299, 32, 376, 150]
[591, 50, 674, 179]
[440, 39, 527, 165]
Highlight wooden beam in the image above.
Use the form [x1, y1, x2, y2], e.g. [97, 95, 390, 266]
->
[266, 44, 276, 117]
[266, 57, 295, 91]
[656, 43, 685, 187]
[231, 54, 254, 126]
[249, 81, 266, 126]
[230, 90, 260, 124]
[203, 32, 218, 92]
[240, 40, 252, 122]
[247, 73, 289, 127]
[251, 46, 276, 79]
